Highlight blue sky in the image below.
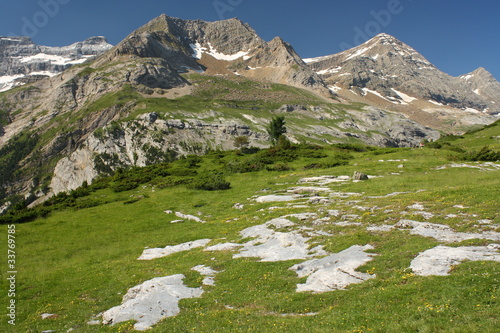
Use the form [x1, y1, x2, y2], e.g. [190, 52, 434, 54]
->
[1, 0, 499, 80]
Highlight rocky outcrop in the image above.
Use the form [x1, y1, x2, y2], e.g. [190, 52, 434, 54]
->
[340, 106, 440, 147]
[48, 113, 265, 195]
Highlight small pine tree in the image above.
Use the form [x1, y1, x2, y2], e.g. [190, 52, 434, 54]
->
[267, 116, 287, 144]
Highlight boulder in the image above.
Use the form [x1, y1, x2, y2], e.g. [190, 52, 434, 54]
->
[353, 171, 369, 180]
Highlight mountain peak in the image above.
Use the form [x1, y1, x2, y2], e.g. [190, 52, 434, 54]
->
[460, 67, 498, 82]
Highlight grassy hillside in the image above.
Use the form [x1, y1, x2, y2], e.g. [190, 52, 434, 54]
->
[1, 124, 499, 332]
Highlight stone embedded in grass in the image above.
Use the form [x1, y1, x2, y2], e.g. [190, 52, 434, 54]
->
[191, 265, 219, 286]
[288, 186, 331, 194]
[330, 191, 362, 198]
[138, 239, 211, 260]
[367, 224, 394, 232]
[254, 194, 298, 203]
[41, 313, 58, 319]
[298, 175, 350, 185]
[410, 244, 500, 276]
[174, 211, 206, 223]
[408, 203, 425, 210]
[164, 210, 206, 222]
[101, 274, 203, 331]
[396, 220, 500, 242]
[204, 242, 242, 252]
[233, 217, 327, 262]
[435, 162, 500, 171]
[353, 171, 369, 180]
[290, 245, 377, 293]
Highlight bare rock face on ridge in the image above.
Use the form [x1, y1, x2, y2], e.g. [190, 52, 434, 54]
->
[0, 36, 112, 92]
[459, 67, 500, 115]
[98, 14, 329, 95]
[231, 36, 330, 95]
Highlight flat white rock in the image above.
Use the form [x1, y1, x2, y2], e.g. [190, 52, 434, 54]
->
[234, 218, 326, 262]
[396, 220, 500, 242]
[102, 274, 203, 331]
[410, 244, 500, 276]
[138, 239, 211, 260]
[290, 245, 377, 293]
[254, 195, 297, 203]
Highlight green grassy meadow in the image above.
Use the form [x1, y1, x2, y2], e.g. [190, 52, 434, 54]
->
[1, 123, 499, 332]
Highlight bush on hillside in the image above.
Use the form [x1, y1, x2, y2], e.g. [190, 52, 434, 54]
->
[225, 158, 267, 173]
[190, 171, 231, 191]
[456, 146, 500, 162]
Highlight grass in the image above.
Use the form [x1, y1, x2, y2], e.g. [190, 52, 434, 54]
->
[1, 130, 499, 332]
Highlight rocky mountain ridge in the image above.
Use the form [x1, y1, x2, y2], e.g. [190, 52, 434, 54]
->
[305, 33, 499, 129]
[0, 36, 113, 92]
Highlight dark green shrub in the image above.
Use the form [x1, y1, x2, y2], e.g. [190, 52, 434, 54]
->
[333, 152, 355, 161]
[0, 206, 50, 224]
[111, 181, 140, 193]
[267, 116, 287, 143]
[190, 171, 231, 191]
[177, 155, 202, 169]
[259, 147, 298, 163]
[153, 176, 194, 189]
[168, 167, 198, 177]
[123, 197, 141, 205]
[299, 149, 328, 159]
[332, 143, 374, 152]
[225, 159, 266, 173]
[73, 199, 103, 209]
[458, 146, 500, 161]
[304, 159, 348, 170]
[240, 147, 260, 155]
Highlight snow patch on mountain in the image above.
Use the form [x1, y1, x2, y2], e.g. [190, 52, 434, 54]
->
[345, 44, 376, 61]
[19, 53, 93, 66]
[317, 66, 342, 75]
[391, 89, 417, 103]
[190, 42, 249, 61]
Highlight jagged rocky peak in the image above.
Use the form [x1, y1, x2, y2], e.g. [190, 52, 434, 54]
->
[460, 67, 499, 85]
[305, 33, 491, 112]
[306, 33, 435, 74]
[108, 14, 263, 65]
[459, 67, 500, 114]
[229, 35, 330, 95]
